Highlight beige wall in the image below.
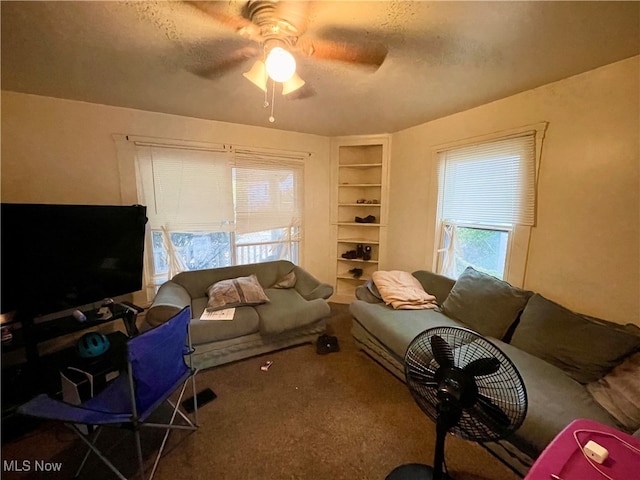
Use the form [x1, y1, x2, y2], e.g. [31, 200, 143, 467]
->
[0, 92, 333, 284]
[3, 56, 638, 325]
[388, 56, 639, 325]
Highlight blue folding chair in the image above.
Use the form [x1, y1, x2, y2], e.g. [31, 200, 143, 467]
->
[18, 307, 199, 480]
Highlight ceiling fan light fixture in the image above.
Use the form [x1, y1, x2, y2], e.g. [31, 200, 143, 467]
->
[242, 60, 268, 92]
[265, 46, 296, 82]
[281, 72, 305, 95]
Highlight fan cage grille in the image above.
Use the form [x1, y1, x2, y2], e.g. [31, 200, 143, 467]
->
[404, 326, 527, 442]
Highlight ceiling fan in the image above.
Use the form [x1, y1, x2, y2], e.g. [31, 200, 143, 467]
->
[185, 1, 388, 97]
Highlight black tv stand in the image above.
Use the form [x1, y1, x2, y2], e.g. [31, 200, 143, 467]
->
[5, 302, 138, 348]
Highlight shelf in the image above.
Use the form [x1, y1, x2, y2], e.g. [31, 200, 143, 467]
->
[336, 275, 368, 281]
[337, 222, 380, 227]
[338, 238, 380, 244]
[338, 203, 380, 207]
[338, 183, 382, 187]
[337, 258, 378, 264]
[331, 135, 389, 303]
[339, 163, 382, 168]
[1, 305, 136, 352]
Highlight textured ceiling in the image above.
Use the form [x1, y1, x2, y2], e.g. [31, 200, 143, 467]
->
[2, 1, 639, 136]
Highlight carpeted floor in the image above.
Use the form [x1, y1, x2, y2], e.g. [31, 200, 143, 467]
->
[2, 303, 521, 480]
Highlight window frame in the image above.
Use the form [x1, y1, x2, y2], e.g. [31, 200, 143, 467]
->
[114, 135, 308, 300]
[437, 221, 514, 281]
[431, 123, 547, 287]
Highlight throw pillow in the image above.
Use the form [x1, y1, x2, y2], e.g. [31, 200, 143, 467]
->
[511, 294, 640, 384]
[272, 271, 296, 289]
[206, 274, 270, 310]
[441, 267, 532, 340]
[371, 270, 438, 310]
[587, 352, 640, 432]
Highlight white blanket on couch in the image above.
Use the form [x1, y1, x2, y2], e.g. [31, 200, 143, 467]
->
[372, 270, 438, 310]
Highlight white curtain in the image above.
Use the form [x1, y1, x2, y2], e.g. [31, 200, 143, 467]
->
[233, 153, 303, 236]
[440, 223, 458, 278]
[135, 144, 234, 285]
[139, 146, 234, 231]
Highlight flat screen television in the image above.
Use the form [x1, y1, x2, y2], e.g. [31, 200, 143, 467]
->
[1, 203, 147, 319]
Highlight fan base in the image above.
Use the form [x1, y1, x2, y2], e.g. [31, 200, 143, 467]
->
[385, 463, 450, 480]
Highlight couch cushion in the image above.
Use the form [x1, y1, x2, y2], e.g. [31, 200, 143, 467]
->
[411, 270, 456, 306]
[350, 300, 463, 360]
[255, 288, 330, 335]
[441, 267, 532, 340]
[172, 260, 296, 298]
[188, 304, 260, 345]
[510, 294, 640, 384]
[489, 338, 620, 459]
[587, 352, 640, 432]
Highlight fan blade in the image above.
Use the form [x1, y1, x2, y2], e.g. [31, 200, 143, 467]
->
[407, 364, 437, 384]
[463, 357, 500, 377]
[188, 45, 259, 79]
[185, 1, 263, 42]
[476, 394, 511, 428]
[296, 37, 387, 68]
[430, 335, 454, 369]
[282, 82, 315, 100]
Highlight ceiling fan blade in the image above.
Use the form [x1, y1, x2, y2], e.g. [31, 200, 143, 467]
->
[296, 37, 387, 68]
[463, 357, 500, 377]
[283, 82, 316, 100]
[476, 394, 511, 428]
[188, 45, 259, 79]
[430, 335, 454, 369]
[185, 1, 263, 42]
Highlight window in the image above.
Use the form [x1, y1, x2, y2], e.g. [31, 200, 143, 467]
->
[233, 153, 302, 266]
[132, 141, 304, 298]
[435, 125, 546, 284]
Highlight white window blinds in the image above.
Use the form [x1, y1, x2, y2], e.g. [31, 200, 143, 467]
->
[233, 154, 303, 235]
[439, 134, 536, 226]
[136, 145, 234, 231]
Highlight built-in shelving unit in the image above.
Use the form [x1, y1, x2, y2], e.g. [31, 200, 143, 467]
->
[330, 135, 390, 303]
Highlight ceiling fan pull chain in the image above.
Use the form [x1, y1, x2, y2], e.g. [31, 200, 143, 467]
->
[262, 45, 270, 109]
[269, 78, 276, 123]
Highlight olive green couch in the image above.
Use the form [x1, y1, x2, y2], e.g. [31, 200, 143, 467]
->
[350, 267, 640, 476]
[145, 260, 333, 370]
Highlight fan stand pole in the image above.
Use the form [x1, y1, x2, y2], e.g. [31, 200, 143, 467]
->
[432, 402, 457, 480]
[385, 402, 459, 480]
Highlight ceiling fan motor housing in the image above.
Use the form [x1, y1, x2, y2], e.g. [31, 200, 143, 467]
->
[247, 0, 300, 42]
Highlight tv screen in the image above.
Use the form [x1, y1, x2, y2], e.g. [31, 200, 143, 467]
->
[1, 203, 147, 318]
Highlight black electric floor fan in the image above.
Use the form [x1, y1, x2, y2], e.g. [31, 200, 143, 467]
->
[387, 326, 528, 480]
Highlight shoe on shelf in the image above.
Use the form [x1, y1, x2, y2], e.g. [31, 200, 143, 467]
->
[355, 215, 376, 223]
[348, 268, 363, 279]
[341, 250, 357, 259]
[363, 245, 372, 261]
[356, 198, 366, 204]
